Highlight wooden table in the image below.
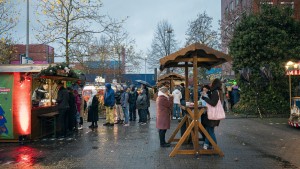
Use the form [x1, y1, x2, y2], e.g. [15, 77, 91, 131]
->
[38, 112, 59, 138]
[167, 105, 224, 157]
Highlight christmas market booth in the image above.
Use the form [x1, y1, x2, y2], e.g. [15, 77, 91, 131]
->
[0, 63, 79, 142]
[157, 72, 185, 91]
[159, 43, 231, 157]
[285, 61, 300, 128]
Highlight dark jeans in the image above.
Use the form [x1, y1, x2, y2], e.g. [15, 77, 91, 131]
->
[138, 109, 147, 123]
[59, 108, 68, 137]
[159, 129, 167, 145]
[180, 100, 187, 136]
[204, 126, 217, 146]
[129, 104, 136, 120]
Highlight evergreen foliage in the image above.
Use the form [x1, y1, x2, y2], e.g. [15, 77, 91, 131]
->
[229, 5, 300, 115]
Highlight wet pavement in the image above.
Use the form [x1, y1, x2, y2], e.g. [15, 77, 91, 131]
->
[1, 100, 300, 169]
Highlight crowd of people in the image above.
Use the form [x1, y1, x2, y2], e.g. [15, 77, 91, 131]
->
[155, 78, 239, 148]
[55, 82, 153, 137]
[55, 79, 237, 150]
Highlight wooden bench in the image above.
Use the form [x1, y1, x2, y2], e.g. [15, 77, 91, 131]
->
[38, 112, 59, 138]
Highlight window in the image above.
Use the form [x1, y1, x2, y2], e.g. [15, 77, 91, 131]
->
[260, 1, 273, 5]
[230, 1, 234, 11]
[280, 2, 294, 9]
[236, 0, 239, 6]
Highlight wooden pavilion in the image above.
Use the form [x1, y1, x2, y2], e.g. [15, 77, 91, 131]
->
[159, 42, 232, 157]
[157, 72, 185, 91]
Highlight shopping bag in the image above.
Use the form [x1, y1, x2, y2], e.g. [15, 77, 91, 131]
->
[206, 92, 226, 120]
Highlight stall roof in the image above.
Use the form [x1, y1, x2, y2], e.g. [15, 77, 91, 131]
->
[159, 43, 232, 71]
[38, 75, 79, 81]
[0, 64, 50, 72]
[158, 72, 185, 82]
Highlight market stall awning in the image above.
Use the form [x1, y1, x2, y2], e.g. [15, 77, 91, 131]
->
[159, 43, 232, 71]
[0, 64, 50, 72]
[38, 75, 79, 82]
[157, 72, 185, 82]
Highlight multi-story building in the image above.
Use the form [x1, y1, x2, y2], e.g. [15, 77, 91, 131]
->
[10, 44, 54, 64]
[221, 0, 300, 75]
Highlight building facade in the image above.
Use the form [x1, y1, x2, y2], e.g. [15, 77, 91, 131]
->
[10, 44, 54, 64]
[221, 0, 300, 75]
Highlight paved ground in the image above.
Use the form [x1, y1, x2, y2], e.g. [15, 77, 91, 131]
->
[1, 100, 300, 169]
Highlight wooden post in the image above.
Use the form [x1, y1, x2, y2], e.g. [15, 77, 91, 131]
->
[49, 79, 52, 105]
[192, 55, 199, 155]
[289, 74, 292, 108]
[185, 62, 189, 101]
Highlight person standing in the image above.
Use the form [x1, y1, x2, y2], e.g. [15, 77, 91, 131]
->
[87, 89, 99, 128]
[141, 84, 151, 120]
[67, 87, 77, 132]
[74, 90, 83, 130]
[136, 88, 148, 125]
[201, 78, 222, 150]
[171, 86, 182, 120]
[121, 87, 130, 126]
[114, 85, 124, 124]
[56, 82, 70, 137]
[179, 83, 187, 136]
[128, 85, 138, 121]
[103, 83, 115, 126]
[156, 86, 173, 147]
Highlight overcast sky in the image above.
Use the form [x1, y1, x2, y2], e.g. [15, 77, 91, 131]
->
[98, 0, 221, 53]
[15, 0, 221, 53]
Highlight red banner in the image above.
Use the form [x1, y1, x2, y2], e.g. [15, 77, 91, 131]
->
[286, 70, 300, 75]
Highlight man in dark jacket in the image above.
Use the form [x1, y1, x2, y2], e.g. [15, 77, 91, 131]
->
[128, 85, 138, 121]
[114, 85, 124, 124]
[179, 83, 187, 136]
[56, 82, 70, 137]
[103, 83, 115, 126]
[136, 89, 148, 125]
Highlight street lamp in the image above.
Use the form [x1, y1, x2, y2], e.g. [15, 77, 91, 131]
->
[165, 29, 173, 73]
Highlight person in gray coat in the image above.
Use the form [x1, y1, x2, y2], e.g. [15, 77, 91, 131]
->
[121, 87, 130, 126]
[136, 89, 148, 125]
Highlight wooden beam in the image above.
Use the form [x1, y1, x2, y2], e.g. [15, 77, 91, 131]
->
[192, 55, 199, 153]
[0, 64, 50, 72]
[174, 57, 221, 63]
[185, 62, 189, 101]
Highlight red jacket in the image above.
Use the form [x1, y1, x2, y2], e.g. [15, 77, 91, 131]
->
[156, 92, 173, 129]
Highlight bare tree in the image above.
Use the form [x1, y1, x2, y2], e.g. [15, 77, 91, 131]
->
[35, 0, 125, 64]
[108, 27, 140, 82]
[0, 1, 19, 64]
[148, 20, 178, 70]
[185, 11, 219, 49]
[185, 12, 220, 80]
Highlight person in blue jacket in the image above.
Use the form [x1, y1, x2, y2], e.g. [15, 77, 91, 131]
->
[103, 83, 115, 126]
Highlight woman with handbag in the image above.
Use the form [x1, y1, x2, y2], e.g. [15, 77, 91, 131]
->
[201, 78, 224, 150]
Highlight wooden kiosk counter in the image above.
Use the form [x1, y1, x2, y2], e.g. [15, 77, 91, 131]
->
[0, 64, 78, 142]
[159, 43, 232, 157]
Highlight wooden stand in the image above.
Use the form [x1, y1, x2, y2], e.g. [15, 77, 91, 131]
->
[159, 43, 231, 157]
[168, 106, 224, 157]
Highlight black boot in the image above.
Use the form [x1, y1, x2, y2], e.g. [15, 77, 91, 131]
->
[94, 122, 98, 128]
[159, 130, 170, 147]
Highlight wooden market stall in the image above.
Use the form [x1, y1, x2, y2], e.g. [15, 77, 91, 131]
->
[157, 72, 185, 91]
[285, 61, 300, 128]
[159, 43, 232, 157]
[0, 64, 79, 142]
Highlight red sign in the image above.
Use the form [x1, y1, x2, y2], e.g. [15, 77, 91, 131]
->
[0, 88, 10, 92]
[286, 70, 300, 75]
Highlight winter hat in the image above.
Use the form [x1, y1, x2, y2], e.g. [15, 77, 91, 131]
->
[159, 86, 168, 93]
